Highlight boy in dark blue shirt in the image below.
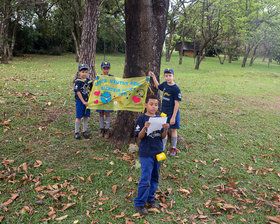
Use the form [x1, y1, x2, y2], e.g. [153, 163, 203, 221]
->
[74, 64, 93, 139]
[134, 95, 169, 216]
[149, 69, 182, 156]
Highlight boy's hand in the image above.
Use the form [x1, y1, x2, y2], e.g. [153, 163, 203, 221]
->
[162, 123, 169, 130]
[144, 121, 150, 128]
[84, 102, 89, 107]
[170, 117, 175, 125]
[148, 71, 155, 78]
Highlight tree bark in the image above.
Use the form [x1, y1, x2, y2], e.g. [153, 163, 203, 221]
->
[165, 28, 174, 62]
[249, 45, 258, 66]
[111, 0, 169, 145]
[79, 0, 100, 79]
[0, 0, 11, 64]
[214, 46, 226, 65]
[179, 27, 186, 65]
[241, 44, 252, 68]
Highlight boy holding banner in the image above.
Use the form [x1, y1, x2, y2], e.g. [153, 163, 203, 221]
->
[149, 69, 182, 156]
[134, 95, 169, 216]
[97, 61, 114, 139]
[74, 64, 93, 139]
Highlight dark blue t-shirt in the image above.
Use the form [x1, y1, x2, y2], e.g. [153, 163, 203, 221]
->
[158, 82, 181, 115]
[135, 114, 163, 157]
[74, 78, 93, 101]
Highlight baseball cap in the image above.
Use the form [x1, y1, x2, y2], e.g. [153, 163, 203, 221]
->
[101, 61, 111, 68]
[164, 68, 174, 74]
[78, 64, 89, 71]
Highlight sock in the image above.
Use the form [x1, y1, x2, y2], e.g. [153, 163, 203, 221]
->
[171, 137, 177, 148]
[99, 117, 104, 129]
[83, 118, 88, 132]
[162, 138, 167, 151]
[105, 117, 111, 130]
[75, 121, 80, 133]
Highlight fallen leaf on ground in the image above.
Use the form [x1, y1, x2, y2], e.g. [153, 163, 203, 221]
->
[55, 215, 68, 221]
[93, 157, 103, 160]
[34, 160, 43, 168]
[0, 193, 19, 208]
[20, 163, 28, 173]
[112, 185, 117, 195]
[227, 215, 235, 220]
[20, 206, 30, 214]
[115, 212, 125, 218]
[107, 170, 113, 176]
[266, 215, 280, 223]
[58, 203, 75, 212]
[147, 208, 160, 213]
[77, 176, 85, 181]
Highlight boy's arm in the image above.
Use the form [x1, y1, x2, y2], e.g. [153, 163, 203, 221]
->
[77, 91, 88, 106]
[138, 121, 150, 140]
[161, 123, 169, 139]
[148, 71, 159, 89]
[170, 100, 179, 125]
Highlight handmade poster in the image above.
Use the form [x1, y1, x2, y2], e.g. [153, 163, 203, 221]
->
[87, 76, 149, 112]
[147, 117, 168, 135]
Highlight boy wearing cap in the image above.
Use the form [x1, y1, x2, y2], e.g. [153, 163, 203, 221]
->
[74, 64, 93, 139]
[97, 61, 114, 139]
[149, 69, 182, 156]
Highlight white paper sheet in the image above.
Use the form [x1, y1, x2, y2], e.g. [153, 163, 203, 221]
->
[147, 117, 168, 135]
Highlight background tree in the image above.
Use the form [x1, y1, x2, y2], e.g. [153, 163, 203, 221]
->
[112, 0, 169, 144]
[56, 0, 84, 62]
[97, 0, 125, 54]
[165, 0, 180, 62]
[79, 0, 101, 79]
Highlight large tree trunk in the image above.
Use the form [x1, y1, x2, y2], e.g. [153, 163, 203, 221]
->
[111, 0, 169, 145]
[0, 0, 11, 64]
[79, 0, 100, 79]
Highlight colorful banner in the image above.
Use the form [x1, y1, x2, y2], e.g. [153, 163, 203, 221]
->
[87, 75, 149, 112]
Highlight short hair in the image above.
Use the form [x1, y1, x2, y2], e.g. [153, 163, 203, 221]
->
[145, 94, 158, 103]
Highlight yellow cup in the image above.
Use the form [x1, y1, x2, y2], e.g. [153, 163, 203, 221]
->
[160, 112, 167, 117]
[156, 152, 166, 162]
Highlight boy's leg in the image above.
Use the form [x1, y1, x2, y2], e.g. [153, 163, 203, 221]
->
[82, 117, 90, 139]
[147, 158, 161, 203]
[169, 111, 180, 156]
[75, 118, 81, 133]
[75, 118, 81, 139]
[170, 129, 178, 148]
[75, 99, 83, 139]
[105, 113, 111, 129]
[98, 112, 105, 137]
[104, 112, 111, 139]
[162, 137, 167, 151]
[134, 157, 154, 207]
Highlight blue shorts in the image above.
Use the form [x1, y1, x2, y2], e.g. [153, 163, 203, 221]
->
[96, 110, 114, 113]
[166, 110, 180, 129]
[76, 99, 90, 119]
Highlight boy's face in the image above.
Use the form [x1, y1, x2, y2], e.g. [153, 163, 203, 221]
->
[145, 98, 158, 115]
[101, 67, 110, 75]
[164, 72, 174, 84]
[79, 69, 88, 79]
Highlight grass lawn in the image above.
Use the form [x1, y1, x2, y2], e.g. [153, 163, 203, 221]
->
[0, 53, 280, 223]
